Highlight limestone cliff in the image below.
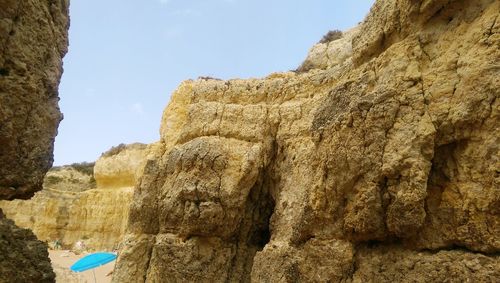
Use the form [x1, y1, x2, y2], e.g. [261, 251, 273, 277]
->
[113, 0, 500, 282]
[0, 164, 93, 245]
[0, 143, 148, 251]
[0, 0, 69, 281]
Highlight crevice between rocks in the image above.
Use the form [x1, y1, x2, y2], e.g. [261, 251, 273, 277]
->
[142, 238, 155, 283]
[228, 142, 278, 282]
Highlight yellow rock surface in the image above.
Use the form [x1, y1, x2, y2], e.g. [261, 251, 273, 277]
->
[0, 143, 148, 250]
[112, 0, 500, 282]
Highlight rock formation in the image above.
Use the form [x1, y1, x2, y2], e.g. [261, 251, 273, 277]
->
[0, 0, 69, 282]
[113, 0, 500, 282]
[0, 211, 55, 282]
[0, 0, 69, 200]
[0, 143, 148, 251]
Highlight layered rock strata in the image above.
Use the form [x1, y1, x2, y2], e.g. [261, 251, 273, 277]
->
[0, 0, 69, 281]
[0, 143, 148, 250]
[113, 0, 500, 282]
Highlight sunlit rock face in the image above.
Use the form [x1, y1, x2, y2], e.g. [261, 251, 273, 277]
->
[0, 0, 69, 281]
[63, 143, 148, 250]
[112, 0, 500, 282]
[0, 143, 149, 251]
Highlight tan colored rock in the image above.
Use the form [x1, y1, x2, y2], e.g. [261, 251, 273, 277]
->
[0, 0, 69, 281]
[297, 27, 359, 72]
[0, 164, 95, 246]
[0, 0, 69, 200]
[352, 245, 500, 283]
[252, 239, 355, 282]
[95, 143, 150, 188]
[45, 163, 96, 193]
[63, 186, 135, 250]
[0, 143, 148, 251]
[113, 0, 500, 282]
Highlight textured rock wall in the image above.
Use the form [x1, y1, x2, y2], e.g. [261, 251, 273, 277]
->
[63, 143, 148, 250]
[0, 212, 55, 282]
[0, 0, 69, 200]
[0, 0, 69, 281]
[113, 0, 499, 282]
[0, 164, 94, 248]
[0, 143, 148, 251]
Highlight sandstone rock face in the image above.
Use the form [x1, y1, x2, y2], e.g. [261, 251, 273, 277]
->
[352, 245, 500, 282]
[95, 143, 150, 188]
[0, 0, 69, 281]
[64, 143, 148, 250]
[45, 163, 96, 193]
[0, 0, 69, 200]
[113, 0, 500, 282]
[0, 143, 148, 251]
[0, 212, 55, 283]
[297, 27, 359, 73]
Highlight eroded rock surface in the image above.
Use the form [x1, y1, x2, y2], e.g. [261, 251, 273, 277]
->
[0, 0, 69, 281]
[0, 212, 55, 283]
[352, 245, 500, 282]
[0, 143, 148, 250]
[297, 27, 359, 73]
[113, 0, 499, 281]
[0, 0, 69, 200]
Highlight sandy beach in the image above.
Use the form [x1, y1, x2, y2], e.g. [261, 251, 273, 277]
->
[49, 250, 116, 283]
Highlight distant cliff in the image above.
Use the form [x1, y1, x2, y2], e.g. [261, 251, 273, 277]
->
[0, 143, 148, 251]
[112, 0, 500, 282]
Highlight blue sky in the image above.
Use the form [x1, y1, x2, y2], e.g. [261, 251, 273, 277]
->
[54, 0, 375, 165]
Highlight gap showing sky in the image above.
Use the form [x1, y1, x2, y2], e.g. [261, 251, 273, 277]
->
[54, 0, 375, 165]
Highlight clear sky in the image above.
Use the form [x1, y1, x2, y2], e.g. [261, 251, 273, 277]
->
[54, 0, 375, 165]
